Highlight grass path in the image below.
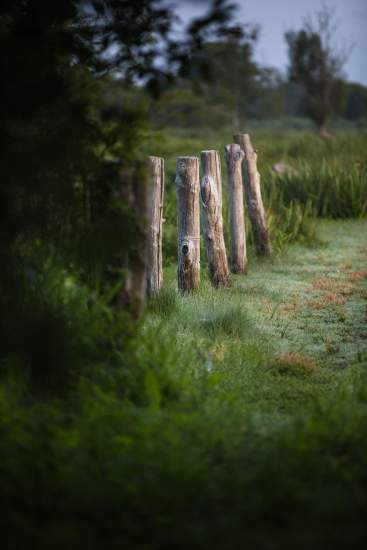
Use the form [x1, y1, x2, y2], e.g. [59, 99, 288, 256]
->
[151, 219, 367, 416]
[233, 219, 367, 368]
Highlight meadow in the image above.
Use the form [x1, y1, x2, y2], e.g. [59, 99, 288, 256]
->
[1, 128, 367, 549]
[143, 128, 367, 261]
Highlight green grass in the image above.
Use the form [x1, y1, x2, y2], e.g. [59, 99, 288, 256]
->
[1, 220, 367, 549]
[147, 219, 367, 412]
[1, 127, 367, 549]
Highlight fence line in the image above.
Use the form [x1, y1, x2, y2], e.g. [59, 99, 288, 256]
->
[144, 133, 271, 294]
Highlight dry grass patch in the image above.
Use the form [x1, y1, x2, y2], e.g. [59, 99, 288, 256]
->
[261, 298, 273, 315]
[308, 292, 347, 310]
[309, 270, 367, 311]
[279, 301, 300, 315]
[311, 276, 355, 296]
[261, 298, 300, 316]
[210, 343, 226, 363]
[268, 352, 318, 378]
[339, 262, 352, 271]
[346, 270, 367, 283]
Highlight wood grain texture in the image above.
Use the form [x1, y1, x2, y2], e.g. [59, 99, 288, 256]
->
[200, 150, 230, 287]
[176, 156, 200, 292]
[225, 143, 247, 274]
[234, 133, 272, 257]
[146, 156, 164, 295]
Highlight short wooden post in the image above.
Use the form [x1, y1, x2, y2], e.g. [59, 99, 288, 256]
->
[176, 157, 200, 292]
[234, 133, 272, 256]
[225, 143, 247, 274]
[146, 156, 164, 295]
[200, 150, 230, 287]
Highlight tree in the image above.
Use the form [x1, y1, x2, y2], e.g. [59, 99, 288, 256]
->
[343, 82, 367, 124]
[285, 6, 350, 136]
[0, 0, 245, 391]
[0, 0, 242, 275]
[169, 0, 258, 129]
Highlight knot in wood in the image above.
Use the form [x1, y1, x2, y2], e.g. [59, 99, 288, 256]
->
[200, 174, 216, 206]
[180, 237, 195, 258]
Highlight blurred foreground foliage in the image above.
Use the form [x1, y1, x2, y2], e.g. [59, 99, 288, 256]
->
[1, 299, 367, 548]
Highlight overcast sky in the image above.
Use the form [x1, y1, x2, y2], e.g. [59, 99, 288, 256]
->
[172, 0, 367, 85]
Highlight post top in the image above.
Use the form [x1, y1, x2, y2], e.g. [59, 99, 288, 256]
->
[148, 155, 164, 161]
[225, 143, 241, 150]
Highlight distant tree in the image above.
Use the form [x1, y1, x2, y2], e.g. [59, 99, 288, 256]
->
[343, 82, 367, 123]
[172, 0, 258, 129]
[285, 6, 350, 137]
[246, 67, 287, 120]
[0, 0, 240, 274]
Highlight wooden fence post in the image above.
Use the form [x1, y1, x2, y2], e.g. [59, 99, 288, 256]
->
[225, 143, 247, 274]
[176, 156, 200, 292]
[118, 162, 148, 319]
[146, 156, 164, 296]
[200, 150, 230, 287]
[234, 133, 272, 256]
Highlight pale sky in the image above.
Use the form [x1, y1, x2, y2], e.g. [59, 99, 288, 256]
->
[172, 0, 367, 85]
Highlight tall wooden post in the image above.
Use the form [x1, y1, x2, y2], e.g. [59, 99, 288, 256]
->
[176, 157, 200, 292]
[200, 150, 230, 287]
[118, 162, 148, 319]
[146, 156, 164, 296]
[225, 143, 247, 274]
[234, 133, 272, 257]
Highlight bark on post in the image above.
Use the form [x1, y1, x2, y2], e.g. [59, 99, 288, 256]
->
[225, 143, 247, 274]
[146, 156, 164, 296]
[200, 150, 230, 287]
[176, 157, 200, 292]
[234, 133, 272, 257]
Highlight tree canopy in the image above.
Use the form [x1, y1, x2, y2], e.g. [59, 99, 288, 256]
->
[285, 6, 349, 136]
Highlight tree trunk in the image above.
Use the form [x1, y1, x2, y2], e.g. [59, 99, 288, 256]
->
[200, 150, 230, 287]
[234, 133, 272, 257]
[146, 156, 164, 296]
[118, 162, 148, 318]
[225, 143, 247, 274]
[176, 156, 200, 292]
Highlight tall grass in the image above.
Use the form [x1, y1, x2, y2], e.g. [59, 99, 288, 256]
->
[268, 163, 367, 218]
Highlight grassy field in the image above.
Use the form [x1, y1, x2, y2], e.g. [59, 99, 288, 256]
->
[142, 128, 367, 262]
[1, 129, 367, 549]
[148, 219, 367, 414]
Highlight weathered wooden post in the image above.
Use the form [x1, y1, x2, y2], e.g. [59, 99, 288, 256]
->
[234, 133, 272, 257]
[200, 150, 230, 287]
[146, 156, 164, 296]
[118, 162, 148, 319]
[225, 143, 247, 274]
[176, 157, 200, 292]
